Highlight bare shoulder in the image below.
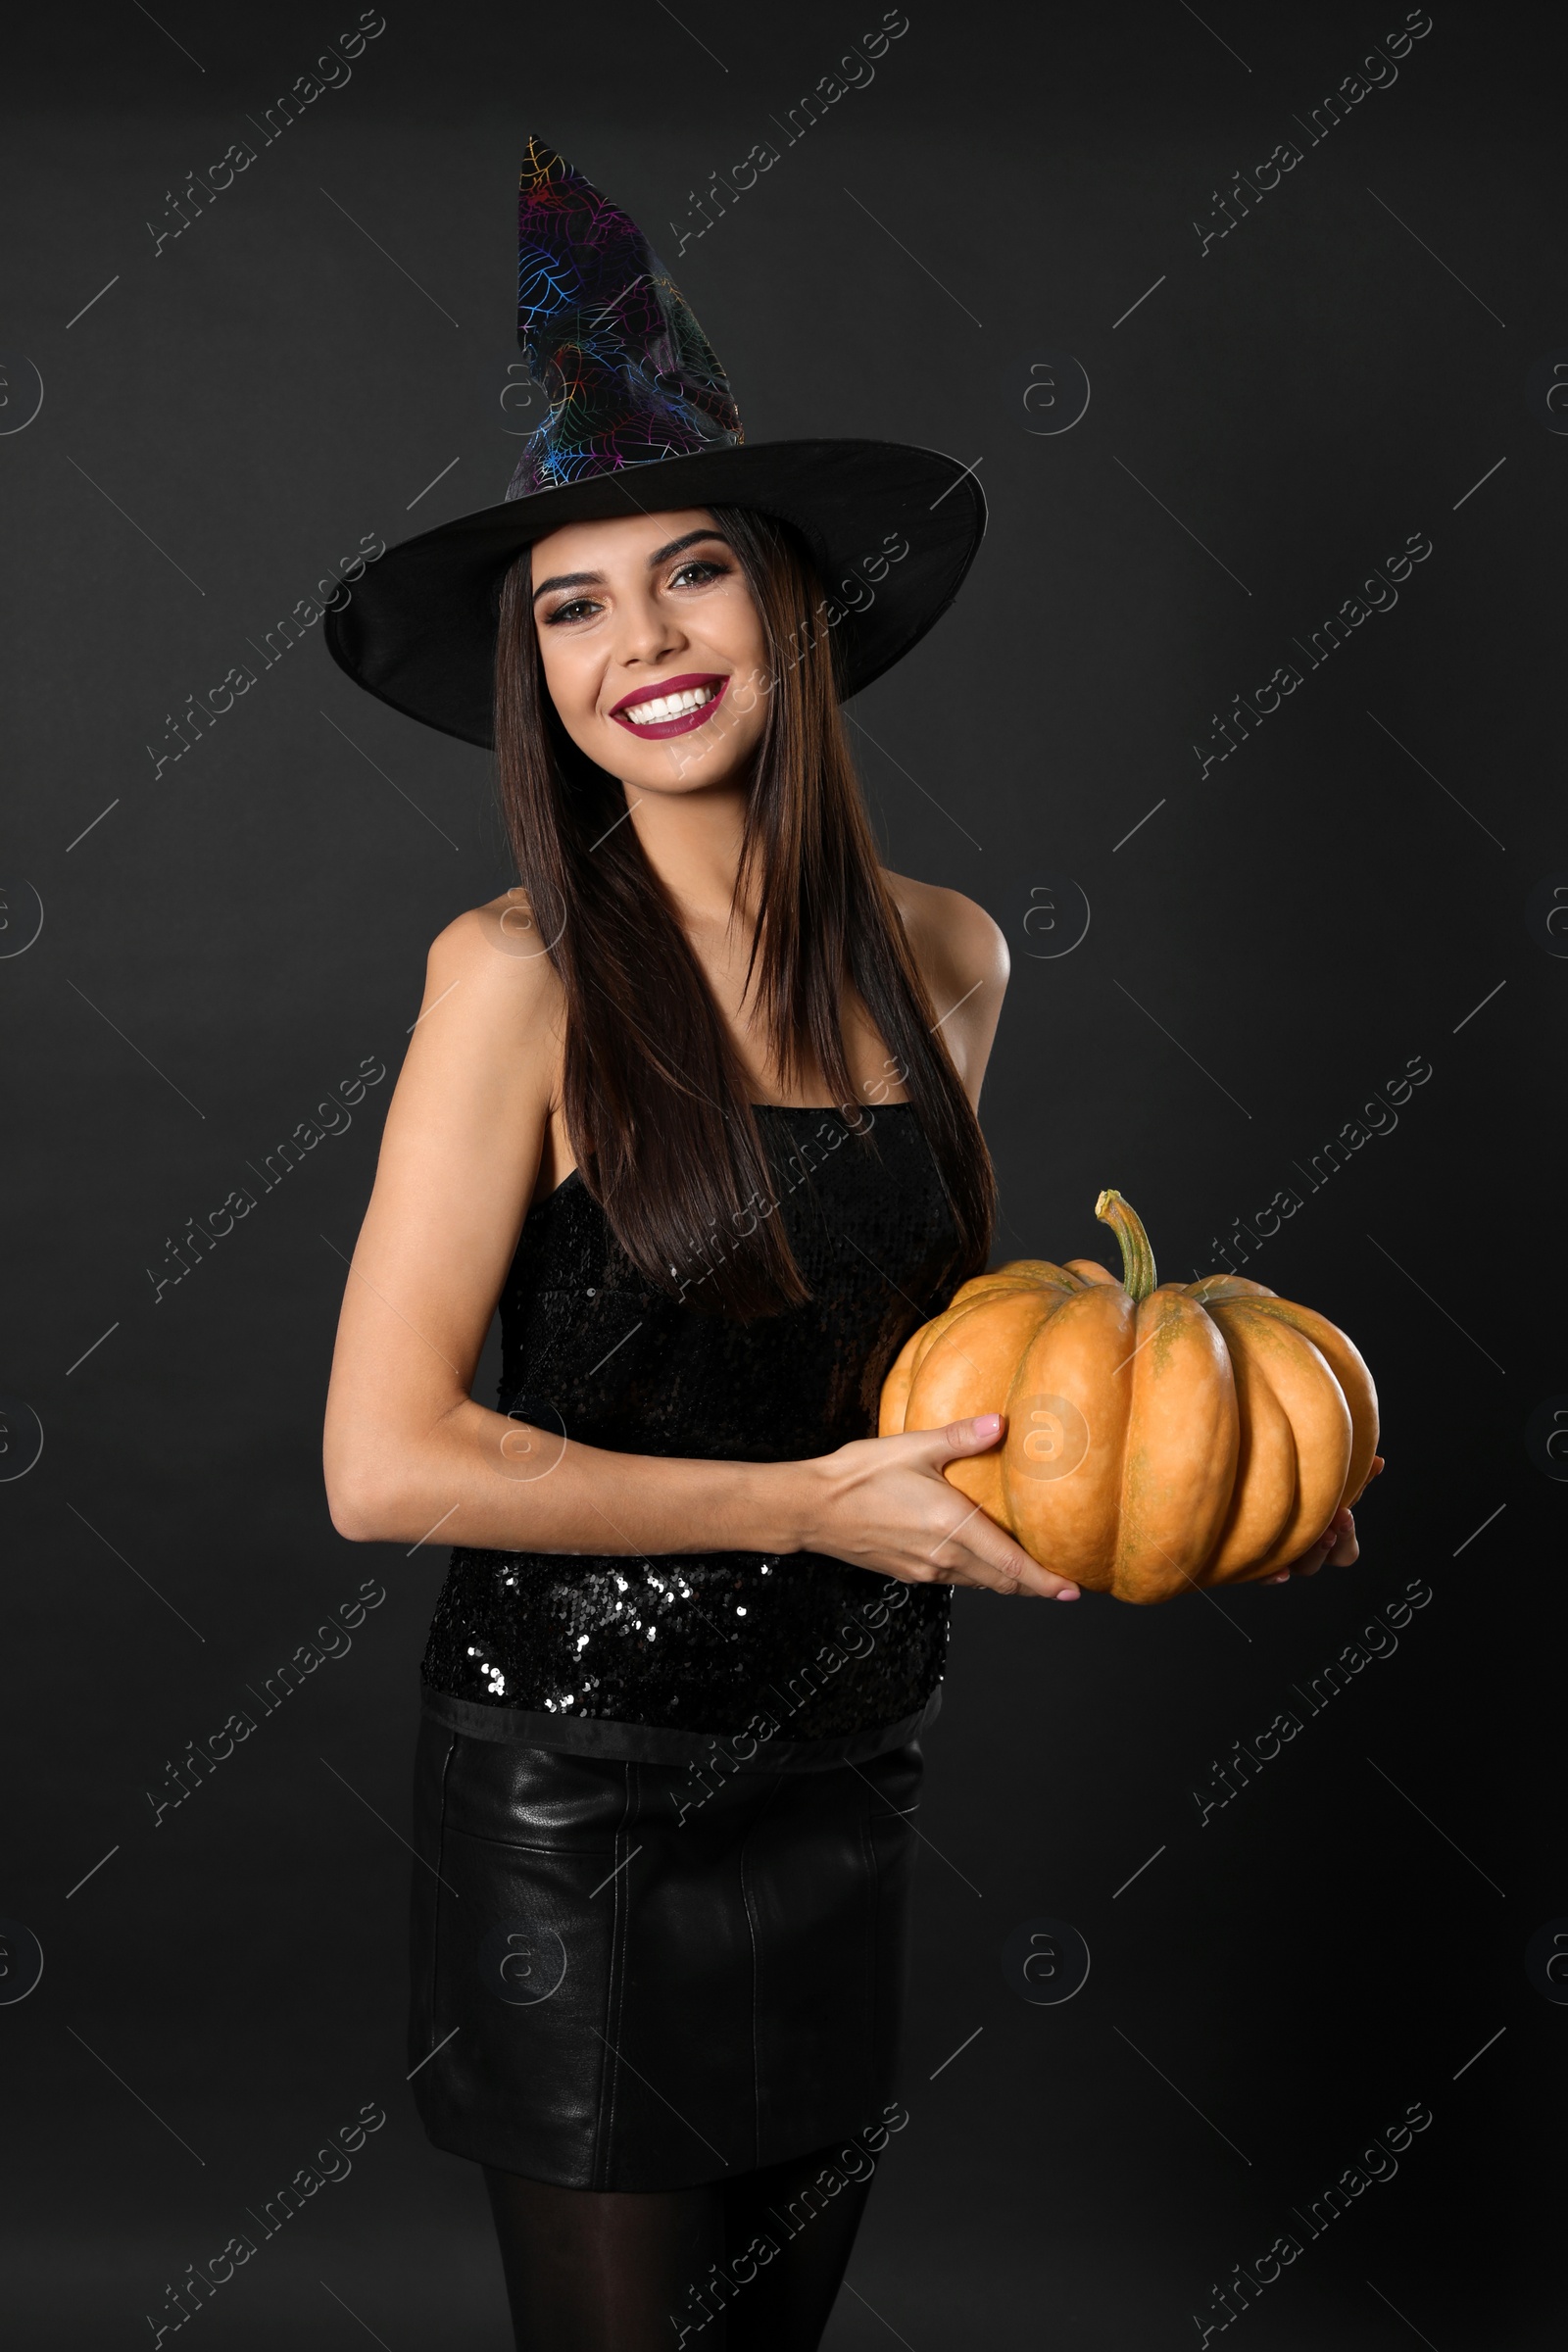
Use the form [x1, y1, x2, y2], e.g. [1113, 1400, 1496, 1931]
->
[426, 891, 566, 1015]
[410, 890, 567, 1103]
[882, 872, 1009, 995]
[881, 871, 1008, 1102]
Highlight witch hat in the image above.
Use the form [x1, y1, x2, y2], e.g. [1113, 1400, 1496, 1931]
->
[324, 139, 985, 748]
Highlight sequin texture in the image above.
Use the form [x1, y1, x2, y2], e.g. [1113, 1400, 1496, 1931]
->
[421, 1106, 967, 1743]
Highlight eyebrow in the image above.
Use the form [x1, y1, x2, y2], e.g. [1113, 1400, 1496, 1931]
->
[530, 528, 729, 604]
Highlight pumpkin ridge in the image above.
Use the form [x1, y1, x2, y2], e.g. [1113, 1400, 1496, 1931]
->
[1199, 1304, 1298, 1581]
[1224, 1295, 1378, 1513]
[910, 1289, 1041, 1388]
[1002, 1283, 1135, 1590]
[1222, 1310, 1349, 1572]
[1114, 1290, 1237, 1601]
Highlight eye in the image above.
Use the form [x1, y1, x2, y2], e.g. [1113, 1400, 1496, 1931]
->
[542, 596, 602, 626]
[667, 558, 729, 590]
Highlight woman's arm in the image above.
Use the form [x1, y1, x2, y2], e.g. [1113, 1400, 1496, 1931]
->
[322, 902, 1079, 1599]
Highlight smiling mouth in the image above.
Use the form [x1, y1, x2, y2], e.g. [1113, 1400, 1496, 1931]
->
[609, 674, 728, 738]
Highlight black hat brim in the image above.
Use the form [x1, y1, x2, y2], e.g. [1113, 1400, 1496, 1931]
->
[323, 438, 984, 750]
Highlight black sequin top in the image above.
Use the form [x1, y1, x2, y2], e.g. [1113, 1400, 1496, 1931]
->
[419, 1103, 966, 1767]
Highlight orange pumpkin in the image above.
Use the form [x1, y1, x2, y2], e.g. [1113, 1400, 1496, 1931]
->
[880, 1190, 1382, 1602]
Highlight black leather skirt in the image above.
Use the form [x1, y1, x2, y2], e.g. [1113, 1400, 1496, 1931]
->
[407, 1706, 924, 2190]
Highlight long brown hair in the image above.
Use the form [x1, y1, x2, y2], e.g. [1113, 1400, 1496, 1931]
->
[492, 504, 995, 1318]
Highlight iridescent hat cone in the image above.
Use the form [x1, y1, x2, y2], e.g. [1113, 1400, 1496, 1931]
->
[506, 139, 741, 495]
[323, 140, 986, 749]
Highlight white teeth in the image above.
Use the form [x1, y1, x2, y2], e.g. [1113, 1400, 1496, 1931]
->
[621, 682, 718, 725]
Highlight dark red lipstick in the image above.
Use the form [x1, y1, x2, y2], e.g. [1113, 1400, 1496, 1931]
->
[609, 672, 728, 738]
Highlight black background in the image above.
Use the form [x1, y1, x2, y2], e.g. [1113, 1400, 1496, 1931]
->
[3, 2, 1563, 2344]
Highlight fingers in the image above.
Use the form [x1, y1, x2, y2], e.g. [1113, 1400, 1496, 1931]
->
[1271, 1505, 1359, 1583]
[884, 1414, 1080, 1598]
[1312, 1505, 1357, 1566]
[924, 1496, 1080, 1602]
[912, 1410, 1007, 1464]
[1325, 1508, 1360, 1566]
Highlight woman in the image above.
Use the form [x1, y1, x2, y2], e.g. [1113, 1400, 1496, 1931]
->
[321, 145, 1357, 2351]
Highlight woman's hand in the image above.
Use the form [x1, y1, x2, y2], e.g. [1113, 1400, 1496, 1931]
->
[1263, 1503, 1359, 1584]
[797, 1412, 1081, 1599]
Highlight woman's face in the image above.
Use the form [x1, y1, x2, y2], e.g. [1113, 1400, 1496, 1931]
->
[528, 507, 771, 792]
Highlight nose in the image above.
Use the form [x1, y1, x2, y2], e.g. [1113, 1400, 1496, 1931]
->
[613, 588, 685, 671]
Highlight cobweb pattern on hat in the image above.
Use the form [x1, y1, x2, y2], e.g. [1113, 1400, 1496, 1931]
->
[504, 137, 744, 500]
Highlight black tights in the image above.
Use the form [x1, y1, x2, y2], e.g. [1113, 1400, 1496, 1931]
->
[483, 2138, 876, 2351]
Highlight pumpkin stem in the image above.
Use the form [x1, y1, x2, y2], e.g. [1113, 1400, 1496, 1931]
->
[1095, 1190, 1157, 1300]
